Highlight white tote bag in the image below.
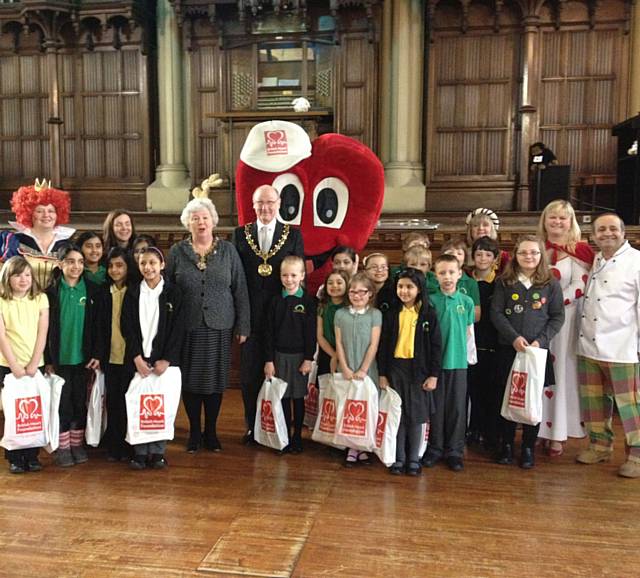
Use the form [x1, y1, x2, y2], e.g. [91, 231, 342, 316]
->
[501, 346, 548, 426]
[333, 375, 379, 452]
[0, 371, 51, 451]
[311, 373, 346, 449]
[125, 367, 182, 445]
[418, 421, 430, 459]
[85, 369, 107, 447]
[374, 386, 402, 467]
[254, 377, 289, 450]
[43, 373, 65, 454]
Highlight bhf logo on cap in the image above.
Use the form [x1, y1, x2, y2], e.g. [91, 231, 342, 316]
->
[265, 130, 288, 156]
[240, 120, 312, 172]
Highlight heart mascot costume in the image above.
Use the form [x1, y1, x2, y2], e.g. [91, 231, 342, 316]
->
[236, 121, 384, 295]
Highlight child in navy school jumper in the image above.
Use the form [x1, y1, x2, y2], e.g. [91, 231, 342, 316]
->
[45, 244, 101, 468]
[120, 246, 184, 470]
[491, 235, 564, 469]
[466, 236, 500, 450]
[0, 257, 49, 473]
[264, 255, 316, 453]
[423, 254, 475, 472]
[378, 267, 442, 476]
[95, 246, 136, 462]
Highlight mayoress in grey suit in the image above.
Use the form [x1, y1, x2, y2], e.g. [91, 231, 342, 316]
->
[166, 197, 250, 453]
[232, 185, 304, 443]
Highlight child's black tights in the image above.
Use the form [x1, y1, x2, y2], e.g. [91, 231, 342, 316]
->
[281, 397, 305, 440]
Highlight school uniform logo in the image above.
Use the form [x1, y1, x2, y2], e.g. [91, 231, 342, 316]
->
[260, 400, 276, 433]
[15, 396, 43, 434]
[319, 398, 337, 433]
[508, 371, 527, 408]
[375, 411, 388, 447]
[139, 395, 165, 430]
[340, 399, 368, 437]
[294, 304, 306, 314]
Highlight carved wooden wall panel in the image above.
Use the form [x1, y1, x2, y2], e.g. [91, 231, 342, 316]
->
[538, 26, 623, 177]
[0, 1, 154, 211]
[191, 42, 223, 183]
[0, 53, 50, 179]
[426, 20, 520, 210]
[336, 32, 377, 148]
[425, 0, 631, 211]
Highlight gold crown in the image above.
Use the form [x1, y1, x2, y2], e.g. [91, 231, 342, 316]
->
[34, 178, 52, 192]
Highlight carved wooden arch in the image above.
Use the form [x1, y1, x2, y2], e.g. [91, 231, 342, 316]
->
[426, 0, 524, 41]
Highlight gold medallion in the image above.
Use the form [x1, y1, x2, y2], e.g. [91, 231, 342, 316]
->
[258, 262, 273, 277]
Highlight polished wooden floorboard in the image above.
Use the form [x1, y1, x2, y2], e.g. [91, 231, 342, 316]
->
[0, 389, 636, 578]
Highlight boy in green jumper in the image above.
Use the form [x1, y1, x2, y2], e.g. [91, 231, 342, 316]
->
[440, 237, 481, 322]
[423, 254, 475, 471]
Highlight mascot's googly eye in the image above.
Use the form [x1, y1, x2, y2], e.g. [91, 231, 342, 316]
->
[313, 177, 348, 229]
[272, 173, 304, 225]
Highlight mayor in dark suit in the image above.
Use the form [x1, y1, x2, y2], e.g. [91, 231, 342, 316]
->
[232, 184, 304, 443]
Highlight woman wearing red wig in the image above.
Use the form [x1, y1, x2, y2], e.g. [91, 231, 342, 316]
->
[0, 179, 74, 289]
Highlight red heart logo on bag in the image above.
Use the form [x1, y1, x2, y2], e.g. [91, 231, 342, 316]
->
[263, 402, 272, 418]
[143, 395, 164, 416]
[18, 398, 39, 419]
[512, 373, 526, 390]
[544, 390, 554, 399]
[348, 401, 365, 419]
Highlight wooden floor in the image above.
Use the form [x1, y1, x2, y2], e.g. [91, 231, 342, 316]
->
[0, 389, 636, 578]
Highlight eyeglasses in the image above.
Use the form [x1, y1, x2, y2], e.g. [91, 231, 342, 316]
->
[516, 251, 541, 257]
[365, 265, 388, 271]
[349, 289, 370, 296]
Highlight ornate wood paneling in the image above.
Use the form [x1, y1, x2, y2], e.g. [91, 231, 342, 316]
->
[335, 31, 377, 147]
[426, 16, 521, 210]
[538, 25, 625, 178]
[0, 51, 50, 178]
[0, 1, 154, 211]
[425, 0, 631, 212]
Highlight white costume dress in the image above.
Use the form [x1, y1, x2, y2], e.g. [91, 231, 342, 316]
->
[539, 255, 589, 441]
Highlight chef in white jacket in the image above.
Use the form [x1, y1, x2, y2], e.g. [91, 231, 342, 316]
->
[577, 213, 640, 478]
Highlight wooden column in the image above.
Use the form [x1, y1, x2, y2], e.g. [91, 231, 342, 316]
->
[516, 13, 541, 210]
[147, 0, 191, 211]
[379, 0, 426, 212]
[630, 2, 640, 116]
[44, 38, 62, 186]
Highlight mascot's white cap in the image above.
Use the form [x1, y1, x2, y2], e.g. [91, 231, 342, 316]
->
[240, 120, 312, 172]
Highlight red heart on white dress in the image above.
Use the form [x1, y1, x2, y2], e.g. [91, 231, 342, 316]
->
[545, 390, 554, 399]
[546, 421, 552, 428]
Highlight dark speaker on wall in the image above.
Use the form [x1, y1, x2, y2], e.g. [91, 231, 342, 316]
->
[532, 165, 570, 210]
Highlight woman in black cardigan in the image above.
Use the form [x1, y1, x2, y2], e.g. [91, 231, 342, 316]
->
[378, 267, 443, 476]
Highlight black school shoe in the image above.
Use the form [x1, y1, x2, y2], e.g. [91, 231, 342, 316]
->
[204, 437, 222, 453]
[26, 458, 42, 472]
[406, 462, 422, 476]
[390, 462, 405, 475]
[519, 447, 535, 469]
[446, 456, 464, 472]
[421, 452, 441, 468]
[290, 435, 303, 454]
[129, 456, 147, 470]
[150, 454, 168, 469]
[9, 462, 26, 474]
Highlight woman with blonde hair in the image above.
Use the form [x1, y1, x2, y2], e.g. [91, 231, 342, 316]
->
[537, 199, 594, 456]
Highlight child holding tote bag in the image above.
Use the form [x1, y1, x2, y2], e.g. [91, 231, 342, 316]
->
[0, 257, 49, 473]
[378, 268, 442, 476]
[121, 247, 184, 470]
[490, 235, 564, 469]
